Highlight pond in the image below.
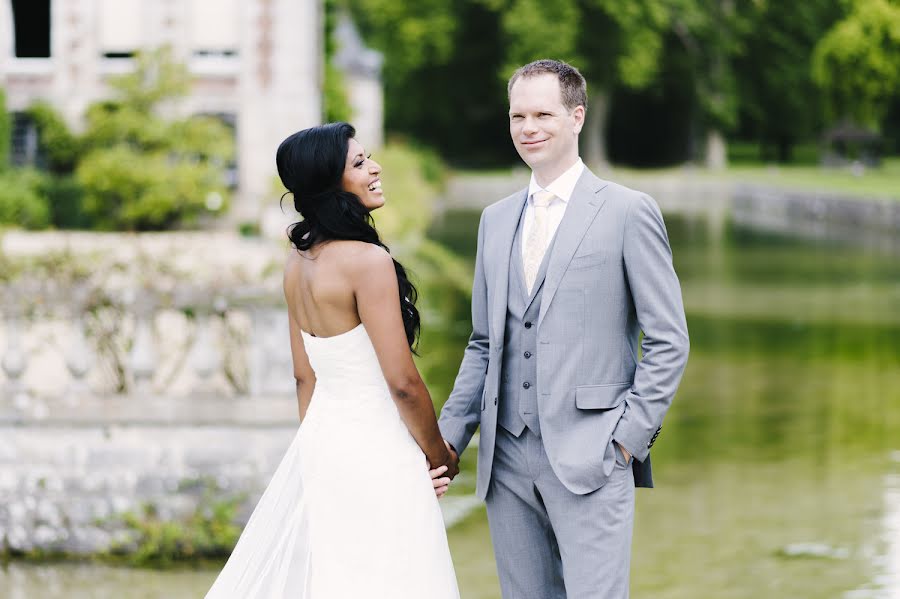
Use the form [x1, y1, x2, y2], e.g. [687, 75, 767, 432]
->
[3, 207, 899, 598]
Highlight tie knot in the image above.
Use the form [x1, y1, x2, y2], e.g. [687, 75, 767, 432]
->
[532, 190, 555, 208]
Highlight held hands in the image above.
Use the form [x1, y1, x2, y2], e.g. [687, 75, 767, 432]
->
[429, 440, 461, 499]
[443, 439, 460, 479]
[430, 465, 451, 498]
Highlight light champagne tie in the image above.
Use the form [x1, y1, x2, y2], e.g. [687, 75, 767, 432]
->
[523, 190, 555, 294]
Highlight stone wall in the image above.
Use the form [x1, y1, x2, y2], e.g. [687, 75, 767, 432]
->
[732, 185, 900, 246]
[0, 399, 298, 554]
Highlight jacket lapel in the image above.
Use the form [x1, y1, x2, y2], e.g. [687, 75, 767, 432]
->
[491, 189, 528, 346]
[538, 170, 609, 327]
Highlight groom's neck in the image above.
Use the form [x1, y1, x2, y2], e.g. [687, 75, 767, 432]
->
[531, 152, 580, 188]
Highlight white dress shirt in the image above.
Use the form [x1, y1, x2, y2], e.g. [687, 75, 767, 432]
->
[521, 158, 585, 261]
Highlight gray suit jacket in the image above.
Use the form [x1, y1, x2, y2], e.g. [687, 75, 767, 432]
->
[438, 167, 689, 499]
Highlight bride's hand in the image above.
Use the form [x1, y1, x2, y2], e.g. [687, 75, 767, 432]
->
[429, 464, 451, 498]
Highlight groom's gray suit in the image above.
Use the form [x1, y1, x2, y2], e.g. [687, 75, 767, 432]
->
[438, 166, 689, 598]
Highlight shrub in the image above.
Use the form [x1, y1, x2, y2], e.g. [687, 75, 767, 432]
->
[0, 169, 51, 229]
[76, 145, 227, 230]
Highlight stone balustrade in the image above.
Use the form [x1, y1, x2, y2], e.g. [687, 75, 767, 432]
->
[1, 285, 296, 409]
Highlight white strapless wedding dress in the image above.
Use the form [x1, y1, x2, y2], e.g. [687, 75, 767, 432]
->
[205, 323, 460, 598]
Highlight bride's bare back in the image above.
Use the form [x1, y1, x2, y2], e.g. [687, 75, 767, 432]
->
[284, 240, 369, 338]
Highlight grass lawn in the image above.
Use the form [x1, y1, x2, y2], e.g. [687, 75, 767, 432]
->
[606, 157, 900, 200]
[715, 157, 900, 199]
[450, 152, 900, 201]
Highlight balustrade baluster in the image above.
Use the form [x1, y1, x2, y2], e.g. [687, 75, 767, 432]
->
[129, 310, 158, 397]
[190, 309, 223, 395]
[65, 316, 93, 404]
[2, 313, 29, 407]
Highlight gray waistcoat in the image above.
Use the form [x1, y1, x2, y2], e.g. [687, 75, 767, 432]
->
[498, 207, 557, 437]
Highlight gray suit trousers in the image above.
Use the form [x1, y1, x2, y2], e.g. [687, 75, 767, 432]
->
[487, 426, 634, 599]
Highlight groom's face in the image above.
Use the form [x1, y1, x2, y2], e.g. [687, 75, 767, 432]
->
[509, 74, 584, 173]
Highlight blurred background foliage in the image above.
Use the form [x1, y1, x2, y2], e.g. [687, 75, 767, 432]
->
[0, 47, 234, 231]
[347, 0, 900, 168]
[1, 0, 898, 231]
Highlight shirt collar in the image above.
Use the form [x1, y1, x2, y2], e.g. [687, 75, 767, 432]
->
[527, 157, 584, 204]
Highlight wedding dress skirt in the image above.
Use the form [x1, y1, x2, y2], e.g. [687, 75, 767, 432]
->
[205, 323, 460, 598]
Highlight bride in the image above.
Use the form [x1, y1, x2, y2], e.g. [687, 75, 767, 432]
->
[205, 122, 461, 598]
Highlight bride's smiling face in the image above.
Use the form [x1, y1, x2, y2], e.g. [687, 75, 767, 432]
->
[341, 138, 384, 211]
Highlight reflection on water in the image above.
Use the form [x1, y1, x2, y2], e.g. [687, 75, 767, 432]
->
[4, 211, 899, 598]
[867, 470, 900, 597]
[0, 563, 216, 598]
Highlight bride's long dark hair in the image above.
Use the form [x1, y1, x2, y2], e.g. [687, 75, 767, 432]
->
[276, 122, 420, 349]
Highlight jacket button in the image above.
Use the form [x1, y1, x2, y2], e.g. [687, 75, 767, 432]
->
[522, 382, 531, 389]
[494, 397, 498, 405]
[524, 351, 532, 359]
[524, 321, 532, 329]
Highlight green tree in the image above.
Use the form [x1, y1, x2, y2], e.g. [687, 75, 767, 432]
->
[0, 168, 50, 229]
[579, 0, 669, 165]
[324, 0, 353, 123]
[812, 0, 900, 129]
[350, 0, 755, 168]
[74, 47, 235, 230]
[351, 0, 511, 166]
[26, 101, 82, 173]
[653, 0, 755, 168]
[735, 1, 843, 162]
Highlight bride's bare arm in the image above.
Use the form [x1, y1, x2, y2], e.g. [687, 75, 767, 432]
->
[351, 245, 455, 474]
[284, 271, 316, 422]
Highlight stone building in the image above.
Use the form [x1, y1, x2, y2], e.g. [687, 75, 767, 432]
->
[0, 0, 323, 223]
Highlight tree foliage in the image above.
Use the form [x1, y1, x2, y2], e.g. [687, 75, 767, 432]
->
[62, 48, 233, 230]
[26, 101, 83, 172]
[812, 0, 900, 129]
[735, 1, 843, 161]
[350, 0, 510, 166]
[347, 0, 900, 165]
[324, 0, 353, 123]
[0, 168, 51, 229]
[495, 0, 582, 78]
[0, 47, 235, 230]
[350, 0, 752, 165]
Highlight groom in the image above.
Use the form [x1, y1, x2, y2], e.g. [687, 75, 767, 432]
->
[438, 59, 689, 598]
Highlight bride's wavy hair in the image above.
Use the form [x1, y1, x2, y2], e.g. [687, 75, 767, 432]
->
[276, 122, 420, 349]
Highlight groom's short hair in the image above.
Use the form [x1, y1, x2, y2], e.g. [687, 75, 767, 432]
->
[507, 59, 588, 111]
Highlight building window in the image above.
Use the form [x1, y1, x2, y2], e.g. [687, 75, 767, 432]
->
[11, 0, 51, 58]
[198, 112, 238, 189]
[10, 113, 45, 167]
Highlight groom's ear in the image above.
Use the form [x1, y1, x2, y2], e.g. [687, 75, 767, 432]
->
[572, 105, 585, 134]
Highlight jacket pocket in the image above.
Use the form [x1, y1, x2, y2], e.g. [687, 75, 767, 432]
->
[568, 250, 609, 271]
[575, 382, 631, 410]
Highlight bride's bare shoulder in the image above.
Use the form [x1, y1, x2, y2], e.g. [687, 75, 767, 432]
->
[283, 247, 305, 279]
[284, 241, 391, 285]
[328, 241, 391, 269]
